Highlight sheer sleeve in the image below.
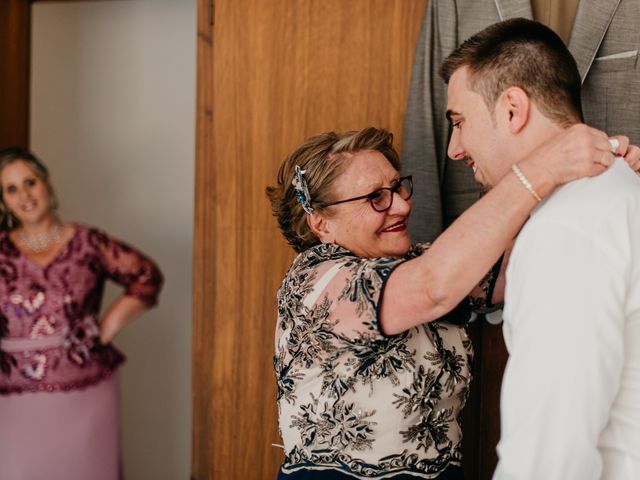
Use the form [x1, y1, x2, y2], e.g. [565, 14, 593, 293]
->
[277, 245, 403, 351]
[467, 254, 504, 314]
[286, 244, 453, 345]
[89, 228, 164, 307]
[315, 255, 402, 342]
[279, 242, 478, 348]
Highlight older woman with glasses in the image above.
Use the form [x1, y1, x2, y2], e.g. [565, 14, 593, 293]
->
[266, 126, 624, 480]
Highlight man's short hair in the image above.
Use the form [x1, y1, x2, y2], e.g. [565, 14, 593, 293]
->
[440, 18, 583, 126]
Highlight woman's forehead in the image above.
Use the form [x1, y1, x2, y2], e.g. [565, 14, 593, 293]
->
[339, 151, 398, 187]
[0, 160, 39, 182]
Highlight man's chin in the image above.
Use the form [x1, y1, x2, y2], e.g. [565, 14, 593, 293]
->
[472, 172, 491, 191]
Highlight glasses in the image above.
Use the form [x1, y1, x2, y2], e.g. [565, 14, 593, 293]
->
[325, 176, 413, 212]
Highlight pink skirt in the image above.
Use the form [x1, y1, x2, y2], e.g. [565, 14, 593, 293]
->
[0, 375, 121, 480]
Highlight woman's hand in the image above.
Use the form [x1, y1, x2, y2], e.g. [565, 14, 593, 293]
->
[99, 295, 149, 344]
[530, 124, 615, 187]
[99, 317, 120, 345]
[621, 142, 640, 176]
[602, 134, 640, 176]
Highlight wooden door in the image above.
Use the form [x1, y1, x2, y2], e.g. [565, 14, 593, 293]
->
[0, 0, 30, 149]
[192, 0, 429, 478]
[1, 0, 509, 478]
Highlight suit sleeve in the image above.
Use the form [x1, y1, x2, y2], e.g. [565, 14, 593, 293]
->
[401, 0, 458, 243]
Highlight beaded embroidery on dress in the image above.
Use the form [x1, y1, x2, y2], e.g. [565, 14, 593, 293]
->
[0, 225, 163, 394]
[275, 243, 473, 479]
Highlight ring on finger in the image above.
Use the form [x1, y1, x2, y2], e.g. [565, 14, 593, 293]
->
[609, 138, 620, 153]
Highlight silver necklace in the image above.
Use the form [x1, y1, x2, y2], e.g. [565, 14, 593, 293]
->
[19, 224, 61, 253]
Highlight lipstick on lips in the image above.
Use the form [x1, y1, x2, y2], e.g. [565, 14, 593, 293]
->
[21, 201, 36, 212]
[381, 221, 407, 233]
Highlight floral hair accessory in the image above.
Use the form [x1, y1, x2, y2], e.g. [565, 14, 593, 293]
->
[292, 165, 314, 214]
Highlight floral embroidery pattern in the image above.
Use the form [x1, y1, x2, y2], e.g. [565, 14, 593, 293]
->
[0, 224, 163, 394]
[291, 398, 377, 451]
[400, 406, 455, 453]
[0, 314, 16, 376]
[21, 352, 48, 381]
[275, 243, 473, 478]
[347, 333, 416, 387]
[392, 365, 440, 418]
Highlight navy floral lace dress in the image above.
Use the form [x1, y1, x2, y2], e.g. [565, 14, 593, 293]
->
[0, 224, 163, 480]
[275, 243, 474, 480]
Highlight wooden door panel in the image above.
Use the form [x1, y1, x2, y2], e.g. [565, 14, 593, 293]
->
[0, 0, 30, 149]
[193, 1, 427, 478]
[0, 1, 509, 478]
[479, 323, 508, 479]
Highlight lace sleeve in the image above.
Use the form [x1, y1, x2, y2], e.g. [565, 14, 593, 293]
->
[90, 228, 164, 307]
[468, 254, 504, 314]
[318, 251, 476, 335]
[303, 255, 403, 343]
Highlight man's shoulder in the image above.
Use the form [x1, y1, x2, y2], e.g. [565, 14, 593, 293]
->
[528, 158, 640, 231]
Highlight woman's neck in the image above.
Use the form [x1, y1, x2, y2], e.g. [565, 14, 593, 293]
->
[19, 215, 60, 236]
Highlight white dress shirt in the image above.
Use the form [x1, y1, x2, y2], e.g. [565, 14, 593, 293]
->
[494, 158, 640, 480]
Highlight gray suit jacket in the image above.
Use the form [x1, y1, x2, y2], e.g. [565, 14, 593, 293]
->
[402, 0, 639, 243]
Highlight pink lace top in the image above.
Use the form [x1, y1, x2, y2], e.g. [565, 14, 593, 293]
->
[0, 224, 163, 395]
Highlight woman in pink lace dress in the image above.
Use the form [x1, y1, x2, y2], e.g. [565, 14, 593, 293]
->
[0, 147, 163, 480]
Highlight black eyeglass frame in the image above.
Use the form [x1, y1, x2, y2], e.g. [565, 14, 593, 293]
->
[324, 175, 413, 212]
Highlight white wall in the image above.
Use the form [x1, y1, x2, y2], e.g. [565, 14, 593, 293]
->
[30, 1, 195, 478]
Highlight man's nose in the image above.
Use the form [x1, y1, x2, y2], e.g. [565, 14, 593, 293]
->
[447, 130, 466, 161]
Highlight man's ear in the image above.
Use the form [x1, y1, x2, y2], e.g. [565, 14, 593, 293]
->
[307, 211, 333, 243]
[501, 86, 530, 134]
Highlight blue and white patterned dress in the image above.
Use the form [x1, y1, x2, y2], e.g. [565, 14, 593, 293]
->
[275, 243, 473, 479]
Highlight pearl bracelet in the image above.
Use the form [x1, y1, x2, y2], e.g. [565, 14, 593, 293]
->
[511, 164, 542, 202]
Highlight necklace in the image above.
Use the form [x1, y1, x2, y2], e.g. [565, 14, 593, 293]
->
[19, 224, 62, 253]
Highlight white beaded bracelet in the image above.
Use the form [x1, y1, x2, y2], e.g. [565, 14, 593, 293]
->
[511, 164, 542, 202]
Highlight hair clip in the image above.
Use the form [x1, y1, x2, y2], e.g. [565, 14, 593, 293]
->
[292, 165, 314, 214]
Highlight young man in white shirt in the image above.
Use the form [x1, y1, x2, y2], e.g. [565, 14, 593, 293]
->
[441, 18, 640, 480]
